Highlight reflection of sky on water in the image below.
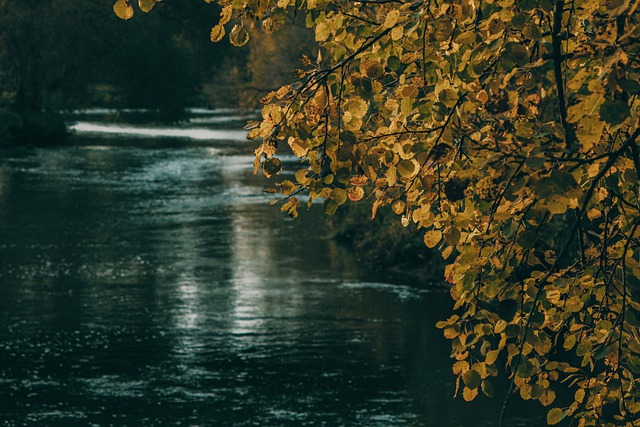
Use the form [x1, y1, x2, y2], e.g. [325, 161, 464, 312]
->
[69, 122, 248, 141]
[229, 211, 270, 337]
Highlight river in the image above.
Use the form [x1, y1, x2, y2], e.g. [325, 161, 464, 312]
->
[0, 111, 543, 426]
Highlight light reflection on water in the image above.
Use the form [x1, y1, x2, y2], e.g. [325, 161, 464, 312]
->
[69, 122, 249, 141]
[0, 124, 545, 426]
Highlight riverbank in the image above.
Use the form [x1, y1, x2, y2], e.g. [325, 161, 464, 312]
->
[329, 201, 445, 288]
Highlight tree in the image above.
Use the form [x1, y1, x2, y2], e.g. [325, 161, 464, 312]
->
[119, 0, 640, 425]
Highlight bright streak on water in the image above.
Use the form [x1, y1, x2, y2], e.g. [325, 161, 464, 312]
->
[67, 107, 247, 116]
[69, 122, 249, 141]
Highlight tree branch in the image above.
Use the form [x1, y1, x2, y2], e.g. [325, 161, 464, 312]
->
[551, 0, 573, 150]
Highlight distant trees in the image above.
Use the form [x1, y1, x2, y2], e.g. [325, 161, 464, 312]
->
[0, 0, 96, 115]
[0, 0, 238, 141]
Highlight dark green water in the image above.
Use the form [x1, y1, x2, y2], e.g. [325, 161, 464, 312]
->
[0, 116, 544, 426]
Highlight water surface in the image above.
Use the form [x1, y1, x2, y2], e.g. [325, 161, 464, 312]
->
[0, 115, 544, 426]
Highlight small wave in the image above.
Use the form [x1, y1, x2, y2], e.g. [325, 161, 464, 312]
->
[339, 282, 428, 299]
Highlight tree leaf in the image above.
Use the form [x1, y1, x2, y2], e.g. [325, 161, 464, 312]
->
[481, 380, 494, 398]
[462, 369, 482, 389]
[113, 0, 134, 20]
[229, 24, 249, 47]
[348, 186, 364, 202]
[138, 0, 156, 13]
[263, 157, 282, 178]
[331, 188, 347, 205]
[219, 5, 233, 25]
[547, 408, 566, 425]
[599, 99, 630, 125]
[323, 198, 338, 215]
[397, 159, 417, 178]
[210, 24, 225, 43]
[462, 386, 478, 402]
[424, 230, 442, 248]
[383, 10, 400, 28]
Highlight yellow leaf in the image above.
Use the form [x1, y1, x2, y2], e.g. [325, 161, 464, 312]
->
[476, 90, 489, 105]
[391, 26, 404, 41]
[442, 246, 453, 260]
[229, 24, 249, 47]
[138, 0, 155, 12]
[345, 98, 368, 119]
[219, 5, 233, 25]
[424, 230, 442, 248]
[383, 10, 400, 28]
[462, 386, 478, 402]
[348, 186, 364, 202]
[289, 138, 309, 158]
[113, 0, 134, 19]
[586, 208, 601, 220]
[545, 194, 568, 215]
[547, 408, 566, 425]
[350, 175, 368, 187]
[210, 24, 225, 43]
[485, 349, 500, 365]
[575, 117, 604, 151]
[315, 21, 329, 42]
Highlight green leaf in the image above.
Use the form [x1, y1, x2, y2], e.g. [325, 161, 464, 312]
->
[323, 198, 338, 215]
[331, 188, 347, 205]
[397, 159, 417, 178]
[504, 42, 528, 67]
[481, 380, 494, 398]
[387, 56, 401, 71]
[462, 369, 482, 389]
[263, 157, 282, 178]
[516, 356, 535, 378]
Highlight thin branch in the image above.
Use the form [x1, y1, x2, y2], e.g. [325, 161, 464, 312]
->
[551, 0, 573, 150]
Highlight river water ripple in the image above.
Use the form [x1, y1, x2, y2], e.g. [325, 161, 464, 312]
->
[0, 114, 543, 426]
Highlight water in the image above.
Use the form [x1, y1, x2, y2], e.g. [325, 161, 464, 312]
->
[0, 114, 544, 426]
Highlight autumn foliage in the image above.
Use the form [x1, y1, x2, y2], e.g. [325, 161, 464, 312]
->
[118, 0, 640, 425]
